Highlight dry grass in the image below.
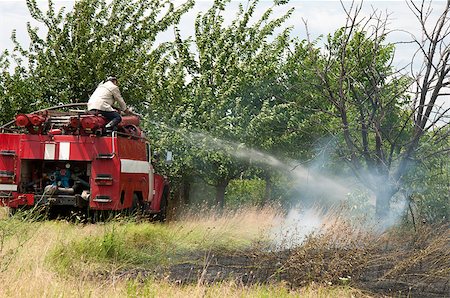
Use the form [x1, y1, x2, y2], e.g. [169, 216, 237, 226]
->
[282, 210, 449, 296]
[2, 205, 447, 297]
[0, 206, 375, 297]
[0, 206, 376, 297]
[0, 219, 116, 297]
[0, 207, 7, 219]
[283, 210, 376, 286]
[126, 279, 372, 298]
[371, 224, 450, 287]
[172, 205, 280, 247]
[44, 206, 281, 277]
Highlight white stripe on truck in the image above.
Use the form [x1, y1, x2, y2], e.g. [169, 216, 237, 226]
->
[44, 143, 56, 160]
[120, 159, 150, 174]
[59, 142, 70, 160]
[0, 184, 17, 191]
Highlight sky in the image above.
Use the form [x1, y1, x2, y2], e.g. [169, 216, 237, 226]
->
[1, 0, 447, 68]
[0, 0, 448, 108]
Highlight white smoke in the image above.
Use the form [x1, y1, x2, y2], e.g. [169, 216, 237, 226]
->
[148, 121, 407, 236]
[270, 207, 325, 249]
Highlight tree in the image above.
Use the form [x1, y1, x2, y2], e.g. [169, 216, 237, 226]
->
[244, 39, 335, 204]
[405, 134, 449, 223]
[151, 0, 294, 208]
[0, 0, 194, 124]
[301, 1, 449, 219]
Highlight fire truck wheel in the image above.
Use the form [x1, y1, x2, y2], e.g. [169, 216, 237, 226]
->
[157, 188, 169, 222]
[130, 193, 142, 215]
[8, 207, 17, 217]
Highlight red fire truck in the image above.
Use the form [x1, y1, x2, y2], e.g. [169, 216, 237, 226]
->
[0, 103, 169, 219]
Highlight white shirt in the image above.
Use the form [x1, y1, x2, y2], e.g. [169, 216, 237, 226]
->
[87, 81, 127, 112]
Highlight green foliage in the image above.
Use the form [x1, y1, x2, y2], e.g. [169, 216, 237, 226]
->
[0, 0, 194, 123]
[320, 28, 412, 172]
[258, 39, 331, 160]
[225, 178, 266, 207]
[342, 190, 376, 222]
[301, 23, 417, 217]
[149, 0, 296, 206]
[404, 135, 450, 223]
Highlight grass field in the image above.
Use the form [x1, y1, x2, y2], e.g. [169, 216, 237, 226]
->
[0, 206, 448, 297]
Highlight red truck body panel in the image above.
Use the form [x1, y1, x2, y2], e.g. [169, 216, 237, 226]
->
[0, 108, 168, 215]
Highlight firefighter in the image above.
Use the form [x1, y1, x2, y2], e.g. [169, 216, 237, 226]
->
[51, 163, 71, 188]
[87, 76, 130, 131]
[60, 163, 71, 188]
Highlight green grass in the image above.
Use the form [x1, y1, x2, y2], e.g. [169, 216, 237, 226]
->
[47, 217, 265, 275]
[0, 206, 377, 297]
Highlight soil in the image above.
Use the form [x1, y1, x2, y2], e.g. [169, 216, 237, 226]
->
[107, 248, 448, 298]
[156, 250, 288, 285]
[94, 225, 449, 298]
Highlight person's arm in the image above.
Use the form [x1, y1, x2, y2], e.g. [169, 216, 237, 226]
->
[111, 86, 127, 111]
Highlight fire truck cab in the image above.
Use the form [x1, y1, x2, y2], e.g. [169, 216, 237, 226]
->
[0, 104, 169, 218]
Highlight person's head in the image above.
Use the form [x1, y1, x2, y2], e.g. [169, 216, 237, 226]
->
[106, 75, 118, 85]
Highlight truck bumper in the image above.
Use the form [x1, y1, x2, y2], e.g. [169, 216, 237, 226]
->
[0, 193, 34, 208]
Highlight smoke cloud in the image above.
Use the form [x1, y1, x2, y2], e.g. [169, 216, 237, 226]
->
[150, 121, 409, 243]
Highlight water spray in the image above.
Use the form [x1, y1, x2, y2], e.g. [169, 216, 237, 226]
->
[148, 120, 399, 245]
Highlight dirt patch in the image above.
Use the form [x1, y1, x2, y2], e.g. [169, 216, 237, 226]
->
[105, 247, 447, 297]
[280, 224, 449, 297]
[159, 250, 288, 285]
[96, 224, 449, 297]
[102, 250, 287, 285]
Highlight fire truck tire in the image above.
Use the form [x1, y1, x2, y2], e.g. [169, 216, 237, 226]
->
[8, 207, 17, 217]
[157, 188, 169, 222]
[130, 193, 142, 215]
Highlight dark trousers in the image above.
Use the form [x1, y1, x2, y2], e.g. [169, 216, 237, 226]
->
[89, 109, 122, 127]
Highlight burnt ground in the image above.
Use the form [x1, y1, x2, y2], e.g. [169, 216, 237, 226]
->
[167, 252, 448, 297]
[105, 247, 448, 298]
[94, 225, 449, 298]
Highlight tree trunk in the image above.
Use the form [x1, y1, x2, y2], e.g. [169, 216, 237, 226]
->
[262, 172, 272, 206]
[171, 178, 191, 218]
[181, 180, 191, 206]
[215, 180, 228, 209]
[375, 185, 397, 220]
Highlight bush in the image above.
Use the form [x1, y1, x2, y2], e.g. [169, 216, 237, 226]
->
[225, 178, 266, 207]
